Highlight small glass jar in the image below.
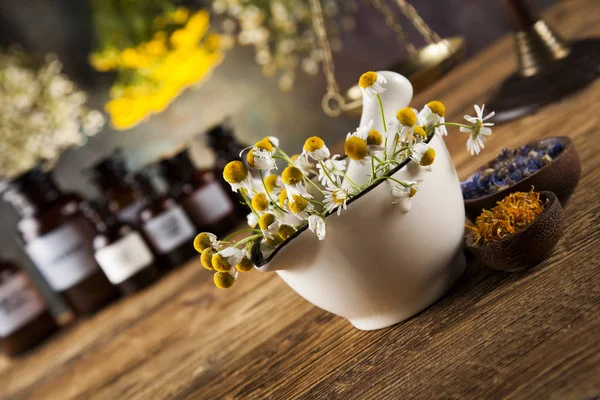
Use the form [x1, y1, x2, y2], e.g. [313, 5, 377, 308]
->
[159, 149, 239, 237]
[87, 149, 147, 226]
[135, 172, 197, 271]
[0, 260, 58, 357]
[86, 202, 161, 295]
[4, 168, 119, 316]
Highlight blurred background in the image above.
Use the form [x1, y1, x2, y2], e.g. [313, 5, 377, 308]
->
[0, 0, 557, 311]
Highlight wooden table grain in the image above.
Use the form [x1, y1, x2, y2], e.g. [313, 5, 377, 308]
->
[1, 1, 599, 398]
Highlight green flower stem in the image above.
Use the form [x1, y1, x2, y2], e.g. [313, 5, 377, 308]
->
[234, 234, 263, 248]
[308, 198, 325, 207]
[303, 175, 326, 196]
[259, 170, 288, 214]
[427, 121, 470, 133]
[240, 188, 260, 221]
[221, 228, 262, 242]
[340, 171, 362, 191]
[277, 148, 295, 164]
[371, 157, 376, 181]
[376, 93, 386, 133]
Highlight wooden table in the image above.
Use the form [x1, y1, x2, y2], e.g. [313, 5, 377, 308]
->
[1, 1, 599, 398]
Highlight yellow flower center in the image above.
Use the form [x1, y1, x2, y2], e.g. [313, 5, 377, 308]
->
[413, 126, 427, 138]
[304, 136, 325, 152]
[211, 253, 231, 272]
[427, 100, 446, 117]
[282, 166, 303, 185]
[366, 129, 383, 146]
[396, 108, 417, 126]
[252, 193, 269, 212]
[279, 189, 288, 207]
[193, 232, 213, 253]
[409, 187, 418, 198]
[359, 71, 378, 88]
[345, 137, 368, 160]
[246, 150, 256, 168]
[258, 213, 276, 230]
[264, 174, 278, 193]
[420, 148, 436, 166]
[265, 236, 283, 247]
[223, 161, 248, 184]
[254, 138, 274, 153]
[289, 195, 309, 214]
[290, 154, 300, 162]
[214, 272, 235, 289]
[236, 256, 254, 272]
[333, 190, 346, 205]
[278, 224, 296, 240]
[200, 248, 215, 270]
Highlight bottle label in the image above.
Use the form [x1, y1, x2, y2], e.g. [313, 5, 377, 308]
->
[0, 273, 47, 337]
[143, 206, 195, 254]
[184, 182, 234, 225]
[25, 219, 99, 291]
[118, 199, 147, 225]
[95, 232, 155, 284]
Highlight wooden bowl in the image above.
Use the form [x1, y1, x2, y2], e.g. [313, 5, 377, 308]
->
[466, 191, 564, 272]
[463, 136, 580, 221]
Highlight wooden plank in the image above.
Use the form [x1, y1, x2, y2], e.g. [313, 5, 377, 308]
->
[0, 0, 599, 398]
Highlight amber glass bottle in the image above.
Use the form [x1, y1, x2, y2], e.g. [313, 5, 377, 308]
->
[85, 202, 161, 295]
[205, 122, 248, 218]
[87, 150, 147, 226]
[159, 149, 239, 237]
[135, 172, 197, 270]
[4, 168, 119, 316]
[0, 259, 58, 357]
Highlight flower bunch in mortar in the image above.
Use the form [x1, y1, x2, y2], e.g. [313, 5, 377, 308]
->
[193, 71, 495, 289]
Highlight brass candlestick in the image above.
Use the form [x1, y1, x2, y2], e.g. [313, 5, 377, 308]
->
[487, 0, 600, 123]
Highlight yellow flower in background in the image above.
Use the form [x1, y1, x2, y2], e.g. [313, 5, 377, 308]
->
[91, 5, 223, 130]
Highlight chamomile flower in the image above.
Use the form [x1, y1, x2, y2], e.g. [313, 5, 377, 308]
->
[316, 154, 346, 186]
[212, 247, 244, 273]
[308, 215, 327, 241]
[193, 232, 218, 253]
[235, 249, 255, 272]
[410, 142, 436, 166]
[358, 71, 387, 100]
[324, 187, 349, 216]
[344, 136, 369, 164]
[347, 119, 373, 141]
[264, 136, 279, 148]
[251, 192, 270, 212]
[302, 136, 330, 161]
[214, 269, 238, 289]
[278, 224, 296, 240]
[258, 213, 280, 240]
[282, 165, 312, 200]
[246, 148, 277, 171]
[263, 174, 283, 195]
[390, 181, 419, 203]
[395, 107, 426, 142]
[223, 161, 253, 192]
[291, 153, 313, 176]
[366, 128, 385, 154]
[390, 181, 419, 211]
[461, 104, 495, 155]
[288, 194, 314, 220]
[420, 101, 447, 136]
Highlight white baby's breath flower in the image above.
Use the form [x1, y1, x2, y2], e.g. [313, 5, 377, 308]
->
[324, 187, 349, 216]
[358, 71, 387, 101]
[308, 215, 327, 241]
[316, 154, 346, 187]
[461, 104, 495, 155]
